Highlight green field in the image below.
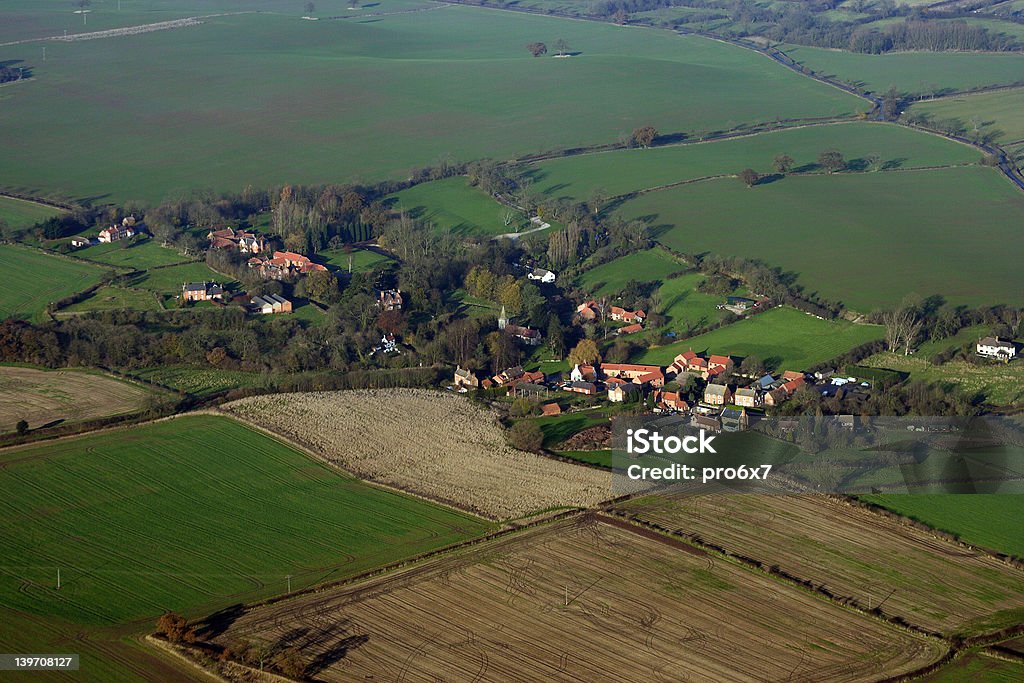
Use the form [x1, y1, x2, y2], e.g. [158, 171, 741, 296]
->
[130, 262, 234, 299]
[388, 176, 528, 237]
[56, 285, 161, 315]
[910, 88, 1024, 149]
[0, 415, 491, 681]
[919, 651, 1024, 682]
[635, 305, 883, 371]
[619, 166, 1024, 310]
[860, 495, 1024, 558]
[576, 248, 684, 295]
[862, 353, 1024, 405]
[530, 121, 977, 202]
[656, 271, 742, 331]
[320, 247, 395, 274]
[0, 8, 861, 202]
[0, 245, 108, 322]
[780, 44, 1024, 96]
[128, 365, 273, 396]
[0, 196, 61, 232]
[76, 237, 191, 269]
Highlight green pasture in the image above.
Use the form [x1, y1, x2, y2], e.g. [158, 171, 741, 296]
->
[918, 651, 1024, 682]
[619, 166, 1024, 310]
[56, 285, 160, 315]
[128, 365, 273, 396]
[129, 262, 234, 298]
[0, 244, 108, 322]
[780, 44, 1024, 96]
[576, 248, 684, 295]
[387, 176, 527, 237]
[319, 247, 395, 274]
[0, 414, 490, 681]
[76, 237, 191, 269]
[910, 88, 1024, 148]
[0, 8, 860, 202]
[860, 495, 1024, 558]
[635, 306, 884, 371]
[0, 195, 61, 232]
[862, 353, 1024, 406]
[529, 121, 977, 202]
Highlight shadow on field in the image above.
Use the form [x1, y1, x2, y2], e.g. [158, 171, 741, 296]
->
[270, 619, 370, 676]
[195, 603, 245, 640]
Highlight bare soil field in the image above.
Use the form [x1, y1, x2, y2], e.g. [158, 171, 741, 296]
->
[0, 365, 151, 433]
[617, 494, 1024, 637]
[210, 516, 944, 682]
[222, 389, 610, 520]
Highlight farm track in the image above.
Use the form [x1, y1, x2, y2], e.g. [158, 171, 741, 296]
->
[0, 13, 252, 48]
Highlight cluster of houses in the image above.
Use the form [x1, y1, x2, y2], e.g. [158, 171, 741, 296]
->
[207, 227, 267, 254]
[576, 301, 647, 335]
[70, 216, 139, 248]
[247, 250, 327, 280]
[453, 347, 818, 432]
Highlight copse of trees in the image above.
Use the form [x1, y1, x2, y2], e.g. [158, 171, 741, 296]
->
[738, 168, 760, 187]
[631, 126, 658, 148]
[527, 42, 548, 57]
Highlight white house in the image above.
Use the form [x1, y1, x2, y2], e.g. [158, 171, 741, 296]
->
[977, 337, 1016, 361]
[527, 268, 556, 284]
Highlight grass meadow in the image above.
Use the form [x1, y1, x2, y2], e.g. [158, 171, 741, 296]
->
[619, 166, 1024, 310]
[910, 88, 1024, 149]
[319, 247, 395, 274]
[129, 262, 234, 299]
[529, 121, 977, 202]
[0, 7, 860, 202]
[635, 305, 884, 371]
[0, 196, 61, 232]
[862, 353, 1024, 406]
[56, 285, 161, 315]
[387, 177, 529, 237]
[779, 44, 1024, 95]
[576, 248, 684, 295]
[0, 245, 108, 321]
[0, 414, 491, 681]
[76, 237, 191, 269]
[860, 495, 1024, 558]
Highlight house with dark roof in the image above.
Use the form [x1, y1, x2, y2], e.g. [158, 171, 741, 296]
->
[181, 282, 224, 302]
[608, 382, 641, 403]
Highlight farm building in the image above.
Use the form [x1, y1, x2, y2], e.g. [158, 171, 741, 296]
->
[977, 337, 1016, 361]
[181, 282, 224, 302]
[251, 293, 292, 314]
[618, 323, 644, 335]
[576, 301, 598, 321]
[569, 364, 597, 382]
[566, 381, 598, 396]
[69, 236, 90, 248]
[653, 390, 689, 412]
[541, 402, 561, 416]
[694, 414, 722, 433]
[633, 370, 665, 388]
[208, 227, 266, 254]
[527, 268, 556, 283]
[601, 363, 662, 381]
[506, 324, 542, 346]
[608, 307, 645, 323]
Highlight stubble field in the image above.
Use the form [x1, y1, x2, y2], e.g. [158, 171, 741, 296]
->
[617, 493, 1024, 637]
[0, 365, 153, 433]
[223, 389, 611, 519]
[212, 516, 945, 682]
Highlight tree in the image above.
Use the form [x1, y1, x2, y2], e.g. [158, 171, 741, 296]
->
[508, 420, 544, 451]
[546, 314, 565, 359]
[526, 42, 548, 57]
[819, 149, 846, 174]
[631, 126, 658, 148]
[567, 339, 600, 367]
[273, 648, 308, 680]
[156, 612, 195, 644]
[304, 270, 340, 305]
[773, 154, 794, 175]
[16, 419, 28, 436]
[738, 168, 760, 188]
[304, 1, 315, 14]
[554, 38, 569, 56]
